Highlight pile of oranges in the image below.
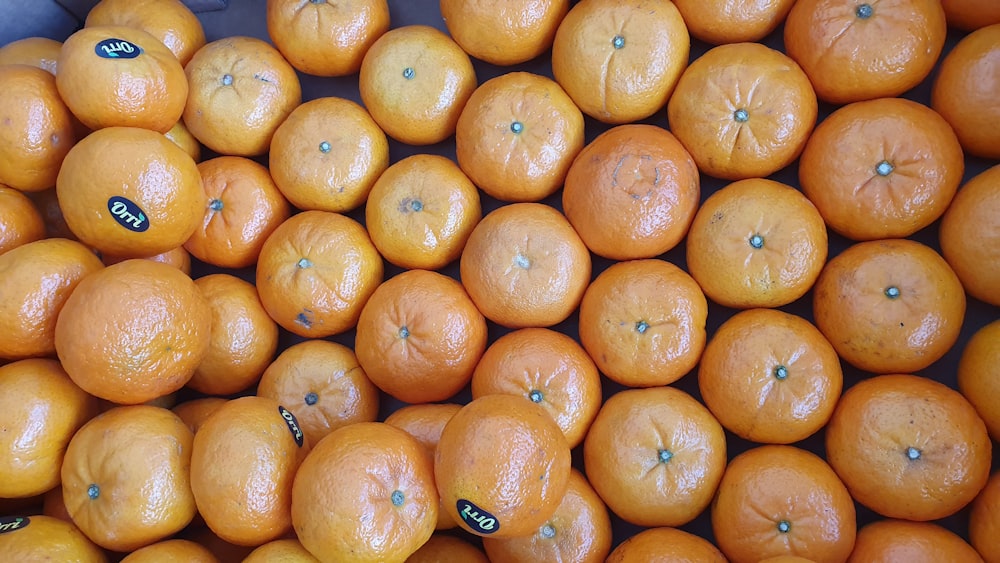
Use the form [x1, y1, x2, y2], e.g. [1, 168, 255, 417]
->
[0, 0, 999, 560]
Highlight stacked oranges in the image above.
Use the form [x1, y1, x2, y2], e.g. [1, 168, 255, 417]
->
[0, 0, 999, 560]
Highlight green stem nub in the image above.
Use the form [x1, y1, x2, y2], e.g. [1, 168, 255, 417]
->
[876, 160, 894, 176]
[734, 108, 749, 123]
[514, 253, 530, 269]
[402, 67, 415, 79]
[88, 484, 100, 500]
[906, 447, 921, 460]
[541, 524, 556, 538]
[222, 73, 233, 86]
[297, 258, 312, 269]
[612, 35, 625, 49]
[391, 490, 404, 506]
[658, 449, 673, 463]
[856, 3, 873, 18]
[774, 365, 788, 380]
[777, 520, 791, 533]
[305, 392, 318, 406]
[410, 199, 423, 212]
[529, 390, 543, 403]
[885, 286, 901, 299]
[636, 320, 650, 334]
[399, 326, 410, 339]
[319, 141, 331, 153]
[749, 234, 764, 249]
[209, 199, 223, 212]
[510, 121, 524, 134]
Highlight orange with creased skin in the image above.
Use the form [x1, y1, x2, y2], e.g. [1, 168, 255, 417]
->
[0, 238, 104, 360]
[266, 0, 390, 77]
[85, 0, 207, 66]
[255, 210, 383, 338]
[673, 0, 797, 44]
[667, 42, 817, 181]
[784, 0, 947, 104]
[606, 527, 727, 562]
[359, 25, 477, 145]
[699, 308, 843, 445]
[459, 203, 591, 329]
[435, 394, 572, 538]
[958, 320, 1000, 441]
[799, 97, 964, 241]
[941, 0, 1000, 30]
[243, 538, 321, 562]
[455, 72, 584, 202]
[482, 468, 613, 563]
[406, 533, 489, 562]
[257, 340, 380, 446]
[0, 36, 62, 73]
[365, 154, 482, 271]
[56, 126, 205, 259]
[61, 405, 197, 552]
[163, 119, 201, 162]
[120, 538, 219, 562]
[355, 269, 488, 404]
[0, 359, 99, 498]
[826, 374, 992, 522]
[940, 165, 1000, 307]
[171, 397, 227, 435]
[292, 422, 439, 563]
[847, 519, 984, 562]
[583, 386, 726, 528]
[561, 124, 700, 260]
[57, 25, 187, 133]
[812, 239, 966, 374]
[439, 0, 568, 66]
[0, 185, 45, 255]
[54, 259, 211, 405]
[269, 96, 389, 213]
[712, 445, 856, 563]
[102, 245, 192, 275]
[184, 156, 291, 270]
[0, 515, 106, 562]
[969, 471, 1000, 563]
[578, 258, 707, 388]
[471, 327, 602, 449]
[551, 0, 689, 124]
[183, 36, 301, 157]
[686, 178, 828, 308]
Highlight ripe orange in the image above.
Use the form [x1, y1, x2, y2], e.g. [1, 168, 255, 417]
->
[958, 320, 1000, 441]
[439, 0, 568, 66]
[454, 72, 584, 202]
[84, 0, 207, 66]
[940, 164, 1000, 307]
[712, 445, 857, 563]
[673, 0, 797, 44]
[364, 154, 482, 271]
[43, 485, 73, 522]
[686, 178, 828, 308]
[102, 245, 192, 275]
[406, 533, 489, 562]
[847, 519, 984, 562]
[163, 118, 201, 162]
[607, 527, 727, 562]
[292, 422, 439, 562]
[244, 538, 320, 562]
[120, 538, 219, 562]
[61, 405, 197, 552]
[577, 258, 708, 388]
[435, 394, 572, 538]
[0, 36, 62, 73]
[255, 210, 384, 338]
[171, 397, 227, 435]
[826, 373, 992, 521]
[56, 25, 187, 132]
[355, 269, 487, 404]
[24, 187, 75, 242]
[969, 471, 1000, 562]
[941, 0, 1000, 30]
[359, 25, 477, 145]
[561, 124, 700, 260]
[0, 185, 45, 255]
[813, 239, 966, 374]
[784, 0, 947, 104]
[0, 515, 106, 562]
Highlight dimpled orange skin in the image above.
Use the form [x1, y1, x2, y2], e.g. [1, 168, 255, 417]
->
[672, 0, 797, 44]
[607, 527, 727, 562]
[85, 0, 207, 66]
[0, 186, 45, 254]
[0, 37, 62, 74]
[941, 0, 1000, 31]
[958, 320, 1000, 441]
[0, 515, 106, 562]
[969, 472, 1000, 562]
[939, 165, 1000, 307]
[439, 0, 569, 66]
[848, 519, 985, 562]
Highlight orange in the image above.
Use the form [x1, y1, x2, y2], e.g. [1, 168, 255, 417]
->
[54, 259, 211, 405]
[0, 515, 106, 562]
[25, 187, 76, 241]
[85, 0, 207, 66]
[355, 269, 488, 404]
[459, 202, 591, 328]
[0, 36, 62, 73]
[577, 258, 707, 387]
[941, 0, 1000, 30]
[454, 72, 584, 202]
[120, 538, 219, 562]
[760, 558, 818, 563]
[958, 320, 1000, 441]
[244, 538, 321, 562]
[667, 42, 817, 181]
[171, 397, 227, 435]
[0, 238, 104, 360]
[61, 405, 196, 552]
[190, 396, 308, 547]
[257, 340, 381, 445]
[43, 486, 73, 522]
[184, 156, 292, 270]
[784, 0, 947, 104]
[0, 65, 76, 193]
[798, 97, 965, 241]
[177, 526, 256, 561]
[102, 245, 191, 275]
[183, 36, 302, 156]
[698, 308, 843, 445]
[255, 210, 383, 338]
[268, 96, 389, 213]
[470, 327, 602, 448]
[163, 118, 201, 162]
[673, 0, 797, 44]
[406, 533, 489, 562]
[481, 468, 613, 563]
[359, 25, 477, 145]
[187, 274, 279, 396]
[826, 373, 992, 521]
[0, 185, 45, 255]
[56, 25, 187, 133]
[711, 445, 857, 563]
[439, 0, 568, 66]
[583, 386, 727, 528]
[364, 154, 482, 271]
[940, 164, 1000, 307]
[561, 124, 700, 260]
[266, 0, 390, 77]
[847, 519, 984, 562]
[931, 23, 1000, 160]
[0, 358, 99, 498]
[686, 178, 828, 308]
[435, 394, 571, 538]
[969, 471, 1000, 562]
[292, 422, 438, 562]
[606, 527, 727, 562]
[551, 0, 689, 124]
[812, 239, 966, 374]
[56, 126, 205, 259]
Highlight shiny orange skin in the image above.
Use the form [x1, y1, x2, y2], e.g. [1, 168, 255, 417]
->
[673, 0, 797, 44]
[0, 186, 45, 255]
[171, 397, 227, 435]
[406, 533, 489, 562]
[243, 538, 321, 562]
[0, 515, 106, 562]
[102, 245, 192, 275]
[120, 538, 219, 562]
[969, 471, 1000, 563]
[958, 320, 1000, 441]
[941, 0, 1000, 30]
[439, 0, 568, 66]
[607, 527, 727, 562]
[85, 0, 207, 66]
[847, 519, 984, 562]
[163, 118, 201, 162]
[940, 165, 1000, 307]
[0, 37, 62, 73]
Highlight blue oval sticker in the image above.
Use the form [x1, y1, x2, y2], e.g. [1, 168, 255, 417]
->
[0, 516, 29, 534]
[95, 38, 143, 59]
[107, 196, 149, 233]
[457, 499, 499, 535]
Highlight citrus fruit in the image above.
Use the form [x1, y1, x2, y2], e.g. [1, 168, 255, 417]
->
[243, 538, 321, 562]
[102, 245, 192, 275]
[0, 515, 106, 562]
[171, 397, 226, 435]
[163, 118, 201, 162]
[673, 0, 797, 44]
[0, 36, 62, 73]
[958, 320, 1000, 441]
[25, 187, 75, 241]
[607, 527, 727, 562]
[120, 538, 219, 562]
[439, 0, 568, 66]
[941, 0, 1000, 30]
[43, 486, 72, 522]
[969, 471, 1000, 562]
[406, 533, 489, 562]
[940, 164, 1000, 307]
[84, 0, 207, 66]
[0, 186, 45, 255]
[847, 519, 984, 562]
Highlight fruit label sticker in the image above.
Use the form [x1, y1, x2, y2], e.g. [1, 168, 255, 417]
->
[0, 516, 29, 534]
[457, 499, 499, 534]
[107, 196, 149, 232]
[95, 38, 143, 59]
[278, 406, 304, 447]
